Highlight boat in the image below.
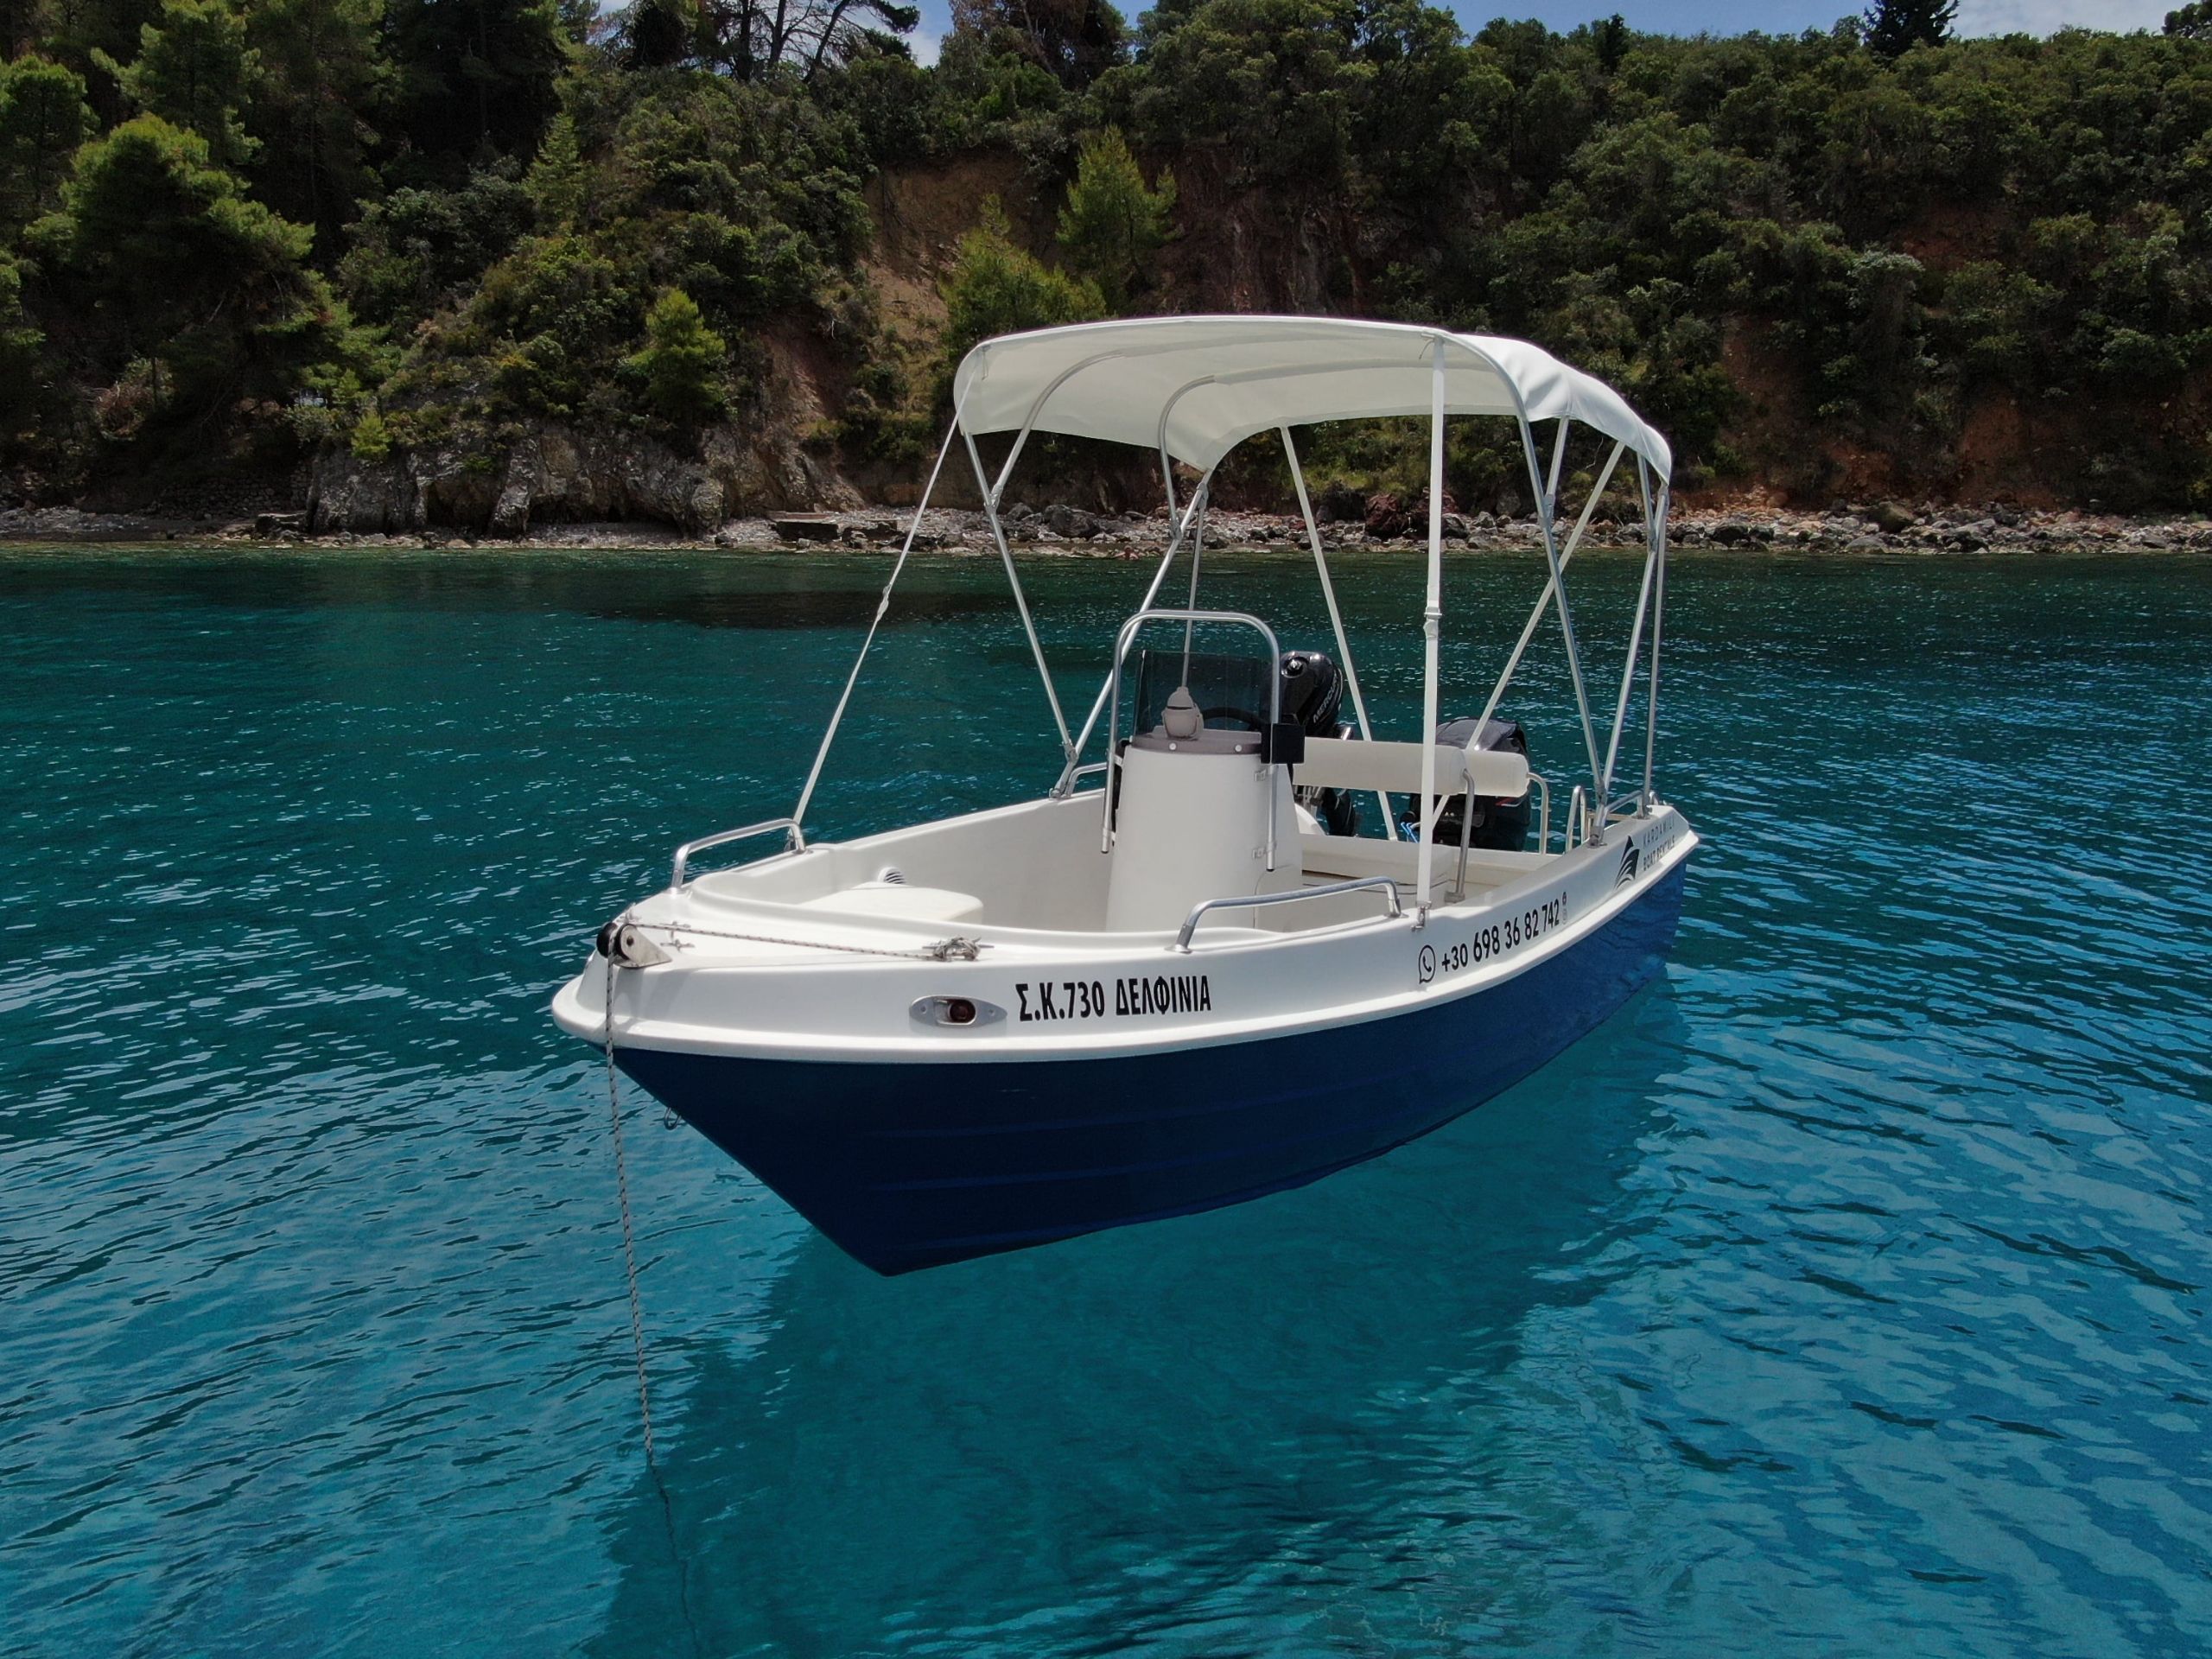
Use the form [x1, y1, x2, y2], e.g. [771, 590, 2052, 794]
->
[552, 315, 1695, 1274]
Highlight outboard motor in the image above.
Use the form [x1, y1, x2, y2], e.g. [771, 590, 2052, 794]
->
[1278, 650, 1358, 836]
[1417, 715, 1533, 851]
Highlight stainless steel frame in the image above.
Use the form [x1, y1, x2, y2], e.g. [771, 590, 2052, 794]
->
[1102, 607, 1283, 869]
[1175, 875, 1403, 952]
[671, 817, 807, 889]
[793, 326, 1675, 869]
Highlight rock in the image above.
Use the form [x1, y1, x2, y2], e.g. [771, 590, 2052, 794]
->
[772, 513, 841, 542]
[1363, 493, 1408, 539]
[1043, 503, 1098, 539]
[1845, 534, 1885, 553]
[1315, 483, 1364, 523]
[1709, 520, 1751, 545]
[254, 511, 305, 536]
[1869, 499, 1916, 534]
[491, 472, 532, 536]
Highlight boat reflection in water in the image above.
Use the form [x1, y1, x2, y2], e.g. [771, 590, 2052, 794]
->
[583, 988, 1688, 1657]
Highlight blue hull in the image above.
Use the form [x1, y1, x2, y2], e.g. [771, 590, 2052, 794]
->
[620, 864, 1686, 1274]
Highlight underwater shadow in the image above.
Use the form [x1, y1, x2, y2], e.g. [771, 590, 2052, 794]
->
[588, 987, 1693, 1659]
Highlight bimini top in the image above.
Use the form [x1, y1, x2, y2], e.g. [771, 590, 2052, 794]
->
[952, 314, 1672, 482]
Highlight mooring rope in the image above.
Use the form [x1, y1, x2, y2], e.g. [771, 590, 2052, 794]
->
[601, 941, 657, 1467]
[599, 936, 702, 1654]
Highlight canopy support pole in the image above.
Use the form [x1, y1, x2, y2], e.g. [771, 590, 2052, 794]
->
[1601, 501, 1660, 804]
[1473, 440, 1624, 737]
[988, 350, 1119, 505]
[1519, 420, 1606, 838]
[791, 411, 963, 837]
[1641, 458, 1669, 808]
[1180, 477, 1209, 680]
[1415, 341, 1446, 917]
[1281, 424, 1395, 839]
[966, 428, 1073, 763]
[1546, 417, 1570, 519]
[1051, 468, 1220, 798]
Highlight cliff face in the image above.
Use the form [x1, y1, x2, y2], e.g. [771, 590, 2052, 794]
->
[308, 408, 852, 536]
[264, 143, 2212, 532]
[307, 325, 861, 534]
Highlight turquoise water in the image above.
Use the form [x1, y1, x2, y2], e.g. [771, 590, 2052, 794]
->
[3, 543, 2209, 1656]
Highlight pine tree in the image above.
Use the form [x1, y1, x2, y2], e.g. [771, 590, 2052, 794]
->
[246, 0, 390, 236]
[36, 114, 344, 419]
[0, 55, 95, 226]
[1863, 0, 1955, 59]
[97, 0, 261, 167]
[525, 107, 586, 228]
[1055, 127, 1174, 310]
[627, 287, 726, 423]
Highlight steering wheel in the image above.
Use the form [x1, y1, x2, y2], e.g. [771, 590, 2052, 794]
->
[1200, 703, 1268, 731]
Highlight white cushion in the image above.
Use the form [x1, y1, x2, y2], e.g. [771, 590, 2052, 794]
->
[799, 882, 984, 923]
[1296, 737, 1529, 798]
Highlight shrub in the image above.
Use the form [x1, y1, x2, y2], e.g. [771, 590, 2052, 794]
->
[941, 197, 1102, 378]
[626, 287, 728, 423]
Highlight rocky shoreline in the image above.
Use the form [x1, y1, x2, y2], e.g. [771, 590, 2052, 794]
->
[5, 499, 2211, 555]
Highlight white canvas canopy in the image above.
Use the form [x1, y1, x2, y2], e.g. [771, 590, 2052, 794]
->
[799, 313, 1675, 912]
[951, 314, 1673, 481]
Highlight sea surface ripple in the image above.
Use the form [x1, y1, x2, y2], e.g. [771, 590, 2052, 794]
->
[1, 544, 2208, 1656]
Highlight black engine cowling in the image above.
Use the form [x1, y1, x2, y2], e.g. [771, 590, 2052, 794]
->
[1279, 650, 1358, 836]
[1421, 715, 1532, 851]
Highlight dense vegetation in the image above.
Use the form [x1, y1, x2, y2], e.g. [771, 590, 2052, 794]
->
[2, 0, 2209, 516]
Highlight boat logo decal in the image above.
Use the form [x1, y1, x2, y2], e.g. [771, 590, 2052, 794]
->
[1018, 974, 1211, 1023]
[1417, 945, 1437, 984]
[1625, 814, 1686, 880]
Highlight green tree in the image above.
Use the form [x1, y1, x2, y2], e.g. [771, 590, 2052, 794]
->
[1862, 0, 1954, 60]
[524, 106, 586, 227]
[0, 55, 96, 226]
[626, 285, 725, 421]
[1132, 0, 1363, 186]
[640, 0, 922, 79]
[2164, 3, 2211, 37]
[383, 0, 567, 167]
[1054, 126, 1173, 308]
[940, 196, 1101, 372]
[246, 0, 389, 234]
[36, 113, 345, 420]
[0, 251, 47, 440]
[336, 164, 532, 323]
[950, 0, 1126, 88]
[99, 0, 261, 166]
